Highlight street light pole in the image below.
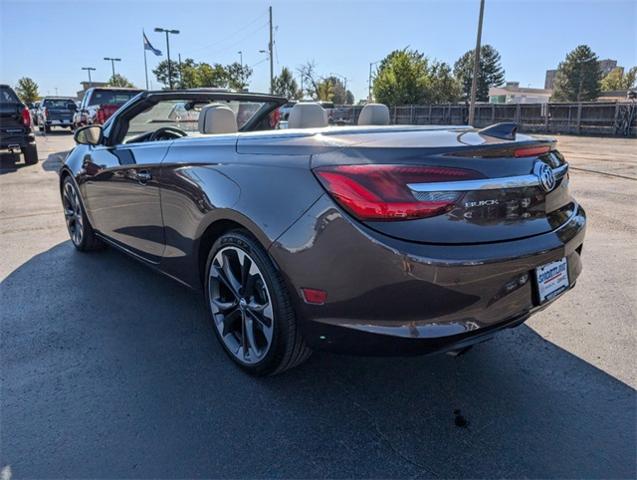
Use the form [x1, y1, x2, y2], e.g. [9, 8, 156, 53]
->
[238, 50, 244, 89]
[468, 0, 486, 126]
[81, 67, 96, 87]
[154, 27, 180, 89]
[368, 60, 380, 102]
[268, 6, 274, 94]
[103, 57, 121, 79]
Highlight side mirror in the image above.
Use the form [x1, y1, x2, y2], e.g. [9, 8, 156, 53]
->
[74, 125, 103, 145]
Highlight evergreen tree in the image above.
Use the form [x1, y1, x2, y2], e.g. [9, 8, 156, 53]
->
[552, 45, 602, 101]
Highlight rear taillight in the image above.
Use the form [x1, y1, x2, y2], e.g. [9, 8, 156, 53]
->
[95, 107, 105, 124]
[21, 107, 31, 127]
[514, 145, 550, 157]
[313, 164, 482, 221]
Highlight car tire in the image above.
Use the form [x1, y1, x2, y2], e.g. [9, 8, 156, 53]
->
[61, 176, 104, 252]
[205, 230, 312, 376]
[23, 144, 38, 165]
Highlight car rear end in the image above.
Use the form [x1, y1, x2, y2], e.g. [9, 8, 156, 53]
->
[0, 84, 36, 161]
[40, 97, 76, 130]
[83, 88, 142, 126]
[269, 127, 586, 355]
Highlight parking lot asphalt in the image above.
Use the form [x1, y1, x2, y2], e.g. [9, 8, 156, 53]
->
[1, 131, 636, 478]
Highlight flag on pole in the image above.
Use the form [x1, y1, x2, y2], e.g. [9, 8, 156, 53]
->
[143, 31, 162, 56]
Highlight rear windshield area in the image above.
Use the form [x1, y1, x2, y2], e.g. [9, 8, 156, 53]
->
[43, 99, 76, 109]
[88, 90, 140, 106]
[0, 86, 20, 104]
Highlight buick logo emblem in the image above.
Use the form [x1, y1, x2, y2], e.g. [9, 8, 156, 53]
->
[534, 162, 556, 192]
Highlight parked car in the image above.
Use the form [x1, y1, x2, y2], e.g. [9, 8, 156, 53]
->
[37, 96, 77, 132]
[60, 91, 586, 375]
[73, 87, 142, 129]
[0, 84, 38, 164]
[31, 101, 40, 126]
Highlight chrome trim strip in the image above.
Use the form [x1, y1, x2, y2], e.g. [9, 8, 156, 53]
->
[408, 164, 568, 193]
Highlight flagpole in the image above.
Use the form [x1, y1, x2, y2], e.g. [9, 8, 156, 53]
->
[143, 30, 149, 90]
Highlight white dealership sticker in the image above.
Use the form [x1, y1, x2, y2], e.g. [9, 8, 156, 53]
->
[536, 258, 569, 303]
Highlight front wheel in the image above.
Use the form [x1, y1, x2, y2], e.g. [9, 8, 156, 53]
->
[61, 177, 104, 251]
[205, 230, 311, 375]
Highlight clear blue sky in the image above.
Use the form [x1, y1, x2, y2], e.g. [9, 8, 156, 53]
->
[1, 0, 635, 100]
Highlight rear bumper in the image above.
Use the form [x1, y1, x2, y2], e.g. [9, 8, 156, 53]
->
[270, 195, 586, 356]
[0, 132, 35, 151]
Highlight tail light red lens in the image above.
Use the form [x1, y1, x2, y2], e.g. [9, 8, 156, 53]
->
[514, 145, 550, 157]
[96, 107, 105, 124]
[21, 107, 31, 127]
[313, 164, 482, 221]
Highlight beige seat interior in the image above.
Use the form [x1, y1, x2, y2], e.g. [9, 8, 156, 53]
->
[198, 104, 238, 134]
[358, 103, 390, 126]
[288, 102, 328, 128]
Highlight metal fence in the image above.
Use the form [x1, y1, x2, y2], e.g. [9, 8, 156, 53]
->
[333, 102, 637, 136]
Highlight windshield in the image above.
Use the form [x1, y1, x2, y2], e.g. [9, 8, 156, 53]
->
[0, 86, 20, 104]
[124, 99, 275, 142]
[89, 90, 140, 106]
[43, 99, 76, 109]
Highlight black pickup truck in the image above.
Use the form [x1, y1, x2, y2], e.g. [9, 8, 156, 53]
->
[37, 96, 77, 133]
[0, 84, 37, 165]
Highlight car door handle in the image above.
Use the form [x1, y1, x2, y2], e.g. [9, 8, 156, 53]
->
[135, 170, 152, 184]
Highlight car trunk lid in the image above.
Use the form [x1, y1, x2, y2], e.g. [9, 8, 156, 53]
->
[311, 128, 573, 245]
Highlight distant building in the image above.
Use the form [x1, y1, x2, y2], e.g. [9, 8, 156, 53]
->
[76, 81, 109, 100]
[545, 59, 621, 90]
[545, 69, 557, 90]
[489, 82, 552, 104]
[599, 59, 621, 77]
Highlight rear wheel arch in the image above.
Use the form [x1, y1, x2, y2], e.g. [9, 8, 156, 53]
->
[197, 218, 272, 288]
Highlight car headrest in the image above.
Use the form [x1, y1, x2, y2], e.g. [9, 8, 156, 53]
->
[358, 103, 390, 126]
[287, 102, 328, 128]
[198, 104, 238, 134]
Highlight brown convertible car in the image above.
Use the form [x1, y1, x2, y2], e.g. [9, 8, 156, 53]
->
[60, 89, 586, 375]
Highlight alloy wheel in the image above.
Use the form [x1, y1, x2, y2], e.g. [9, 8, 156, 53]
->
[209, 246, 274, 364]
[62, 181, 84, 246]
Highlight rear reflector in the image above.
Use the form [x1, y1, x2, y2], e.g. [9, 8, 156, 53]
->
[313, 164, 482, 221]
[514, 145, 550, 157]
[21, 107, 31, 127]
[301, 288, 327, 305]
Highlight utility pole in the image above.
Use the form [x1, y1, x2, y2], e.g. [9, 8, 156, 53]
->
[238, 50, 244, 89]
[103, 57, 121, 79]
[178, 53, 183, 88]
[155, 27, 180, 89]
[368, 60, 380, 102]
[268, 6, 274, 94]
[468, 0, 485, 126]
[81, 67, 96, 87]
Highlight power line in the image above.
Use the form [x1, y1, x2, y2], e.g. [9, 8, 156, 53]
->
[186, 10, 268, 55]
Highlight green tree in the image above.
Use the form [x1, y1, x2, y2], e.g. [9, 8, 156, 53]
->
[273, 67, 301, 99]
[226, 62, 252, 91]
[153, 59, 181, 89]
[14, 77, 39, 104]
[197, 63, 229, 88]
[601, 66, 637, 91]
[453, 45, 505, 101]
[325, 76, 353, 104]
[108, 74, 135, 88]
[316, 78, 335, 101]
[372, 49, 431, 106]
[175, 58, 200, 88]
[552, 45, 602, 101]
[429, 61, 461, 103]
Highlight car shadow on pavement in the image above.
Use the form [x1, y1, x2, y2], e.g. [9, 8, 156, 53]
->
[1, 241, 635, 479]
[41, 150, 69, 173]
